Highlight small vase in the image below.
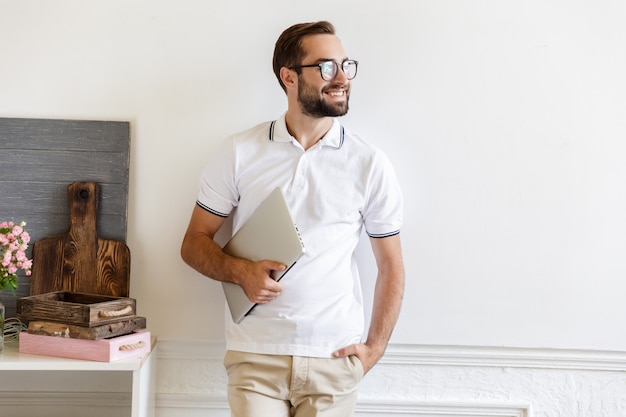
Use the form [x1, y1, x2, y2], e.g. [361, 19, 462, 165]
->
[0, 298, 5, 354]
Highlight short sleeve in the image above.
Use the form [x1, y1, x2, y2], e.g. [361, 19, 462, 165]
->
[196, 137, 239, 217]
[362, 151, 403, 238]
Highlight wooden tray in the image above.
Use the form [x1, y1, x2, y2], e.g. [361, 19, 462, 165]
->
[27, 316, 146, 340]
[17, 291, 136, 327]
[19, 330, 151, 362]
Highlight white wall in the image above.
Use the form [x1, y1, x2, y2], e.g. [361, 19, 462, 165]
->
[2, 1, 626, 414]
[0, 0, 626, 417]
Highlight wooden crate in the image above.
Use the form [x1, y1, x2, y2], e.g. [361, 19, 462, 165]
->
[27, 316, 147, 340]
[19, 330, 151, 362]
[17, 291, 136, 327]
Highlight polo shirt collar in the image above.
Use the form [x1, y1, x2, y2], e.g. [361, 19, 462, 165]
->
[269, 113, 344, 149]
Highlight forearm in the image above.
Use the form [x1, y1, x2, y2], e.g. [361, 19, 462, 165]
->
[365, 234, 405, 358]
[332, 254, 404, 374]
[328, 235, 405, 374]
[181, 231, 247, 284]
[180, 209, 286, 305]
[365, 267, 405, 353]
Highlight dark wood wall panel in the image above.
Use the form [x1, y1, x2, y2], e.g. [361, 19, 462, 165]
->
[0, 118, 130, 315]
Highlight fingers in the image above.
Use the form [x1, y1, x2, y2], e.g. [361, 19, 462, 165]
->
[255, 261, 285, 302]
[333, 344, 376, 375]
[251, 285, 282, 304]
[332, 344, 358, 358]
[239, 260, 287, 303]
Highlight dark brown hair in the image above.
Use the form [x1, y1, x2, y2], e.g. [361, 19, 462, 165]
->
[272, 21, 336, 92]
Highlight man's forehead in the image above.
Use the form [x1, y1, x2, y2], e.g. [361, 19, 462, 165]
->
[301, 34, 346, 61]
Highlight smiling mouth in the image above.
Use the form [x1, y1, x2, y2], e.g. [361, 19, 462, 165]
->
[325, 88, 348, 98]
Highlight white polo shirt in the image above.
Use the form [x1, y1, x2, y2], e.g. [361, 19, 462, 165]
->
[196, 113, 403, 358]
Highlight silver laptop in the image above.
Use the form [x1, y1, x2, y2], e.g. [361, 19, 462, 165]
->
[221, 187, 305, 323]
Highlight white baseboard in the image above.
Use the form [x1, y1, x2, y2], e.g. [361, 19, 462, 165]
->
[0, 391, 531, 417]
[356, 400, 530, 416]
[155, 393, 530, 417]
[0, 391, 533, 417]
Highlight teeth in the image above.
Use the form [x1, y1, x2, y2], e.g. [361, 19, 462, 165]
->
[329, 91, 344, 96]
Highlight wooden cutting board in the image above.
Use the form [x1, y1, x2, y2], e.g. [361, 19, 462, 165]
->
[30, 182, 131, 297]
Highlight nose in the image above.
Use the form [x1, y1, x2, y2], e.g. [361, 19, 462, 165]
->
[333, 65, 350, 84]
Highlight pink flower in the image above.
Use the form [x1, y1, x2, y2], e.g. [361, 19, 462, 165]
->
[2, 251, 11, 266]
[1, 219, 32, 292]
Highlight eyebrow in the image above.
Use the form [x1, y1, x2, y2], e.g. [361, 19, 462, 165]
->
[312, 57, 349, 64]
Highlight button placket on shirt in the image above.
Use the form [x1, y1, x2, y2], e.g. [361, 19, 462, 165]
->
[293, 153, 308, 190]
[293, 143, 321, 190]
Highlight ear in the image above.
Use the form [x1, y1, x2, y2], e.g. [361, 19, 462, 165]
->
[280, 67, 297, 90]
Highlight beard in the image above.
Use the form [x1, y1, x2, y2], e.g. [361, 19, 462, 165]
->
[297, 77, 350, 118]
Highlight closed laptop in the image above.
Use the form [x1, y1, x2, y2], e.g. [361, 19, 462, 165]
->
[221, 187, 305, 323]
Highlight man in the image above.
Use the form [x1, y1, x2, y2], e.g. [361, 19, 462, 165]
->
[181, 21, 404, 417]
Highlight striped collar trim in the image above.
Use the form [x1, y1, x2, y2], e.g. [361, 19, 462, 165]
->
[269, 117, 345, 149]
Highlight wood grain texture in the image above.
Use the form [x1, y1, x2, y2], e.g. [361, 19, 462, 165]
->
[0, 117, 130, 316]
[27, 316, 147, 340]
[17, 291, 136, 327]
[29, 182, 131, 297]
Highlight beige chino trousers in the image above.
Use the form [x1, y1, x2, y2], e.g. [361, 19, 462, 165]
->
[224, 350, 364, 417]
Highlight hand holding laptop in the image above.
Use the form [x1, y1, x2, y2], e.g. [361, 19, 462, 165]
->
[221, 187, 306, 323]
[235, 259, 286, 304]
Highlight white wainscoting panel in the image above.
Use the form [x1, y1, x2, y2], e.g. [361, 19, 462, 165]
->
[3, 341, 626, 416]
[154, 341, 626, 417]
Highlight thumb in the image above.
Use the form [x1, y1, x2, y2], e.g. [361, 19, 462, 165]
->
[333, 344, 357, 358]
[268, 261, 287, 273]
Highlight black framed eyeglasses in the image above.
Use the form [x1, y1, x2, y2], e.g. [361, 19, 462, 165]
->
[291, 59, 358, 81]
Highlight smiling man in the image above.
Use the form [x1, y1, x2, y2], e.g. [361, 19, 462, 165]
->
[181, 21, 405, 417]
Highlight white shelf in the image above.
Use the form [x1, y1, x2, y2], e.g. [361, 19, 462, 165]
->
[0, 338, 158, 417]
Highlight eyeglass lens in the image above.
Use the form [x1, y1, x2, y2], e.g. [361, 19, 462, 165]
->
[320, 60, 357, 81]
